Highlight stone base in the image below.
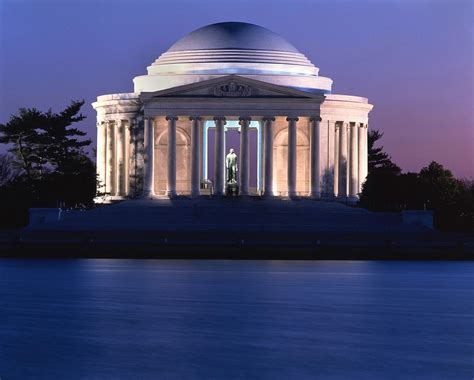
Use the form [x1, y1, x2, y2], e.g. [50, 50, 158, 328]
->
[36, 198, 436, 237]
[348, 196, 359, 205]
[167, 191, 178, 198]
[226, 183, 239, 196]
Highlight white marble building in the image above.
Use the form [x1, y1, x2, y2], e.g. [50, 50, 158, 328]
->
[92, 22, 373, 201]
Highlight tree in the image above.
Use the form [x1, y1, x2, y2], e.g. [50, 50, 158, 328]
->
[41, 154, 97, 207]
[419, 162, 461, 208]
[359, 168, 399, 210]
[417, 162, 471, 230]
[368, 130, 400, 174]
[456, 179, 474, 232]
[0, 154, 19, 186]
[40, 100, 89, 174]
[0, 101, 96, 212]
[0, 108, 44, 180]
[0, 100, 89, 178]
[360, 129, 401, 209]
[360, 158, 473, 232]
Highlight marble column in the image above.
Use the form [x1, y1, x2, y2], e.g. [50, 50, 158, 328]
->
[325, 120, 336, 198]
[358, 124, 368, 192]
[349, 122, 359, 200]
[239, 117, 251, 196]
[310, 117, 321, 198]
[166, 116, 178, 197]
[190, 116, 201, 197]
[214, 117, 226, 196]
[203, 124, 209, 180]
[257, 123, 264, 194]
[143, 117, 155, 197]
[287, 117, 298, 197]
[124, 118, 132, 196]
[263, 117, 275, 196]
[363, 124, 369, 186]
[116, 119, 126, 196]
[96, 121, 107, 194]
[198, 120, 204, 183]
[106, 120, 115, 196]
[333, 123, 340, 197]
[338, 122, 348, 199]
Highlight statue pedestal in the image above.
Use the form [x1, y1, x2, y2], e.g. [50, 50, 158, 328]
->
[226, 183, 239, 196]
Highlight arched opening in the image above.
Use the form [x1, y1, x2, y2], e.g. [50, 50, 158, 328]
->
[273, 127, 310, 196]
[156, 128, 191, 194]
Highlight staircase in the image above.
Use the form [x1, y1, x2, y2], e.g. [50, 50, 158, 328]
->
[54, 197, 412, 233]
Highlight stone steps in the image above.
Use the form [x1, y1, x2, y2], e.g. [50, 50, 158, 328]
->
[50, 198, 413, 233]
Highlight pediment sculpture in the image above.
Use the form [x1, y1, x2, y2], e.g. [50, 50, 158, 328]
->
[213, 81, 253, 97]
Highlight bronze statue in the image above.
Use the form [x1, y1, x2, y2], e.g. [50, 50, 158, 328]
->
[226, 148, 238, 184]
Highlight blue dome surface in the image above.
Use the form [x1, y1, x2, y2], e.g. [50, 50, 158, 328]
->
[168, 22, 300, 53]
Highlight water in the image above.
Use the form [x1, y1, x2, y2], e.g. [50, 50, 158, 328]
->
[0, 260, 473, 379]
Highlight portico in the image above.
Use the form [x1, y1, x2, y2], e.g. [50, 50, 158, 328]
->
[135, 75, 326, 198]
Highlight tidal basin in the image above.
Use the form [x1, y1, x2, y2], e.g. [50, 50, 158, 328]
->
[1, 260, 473, 379]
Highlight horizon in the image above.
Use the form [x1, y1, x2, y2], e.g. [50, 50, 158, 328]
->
[0, 0, 472, 178]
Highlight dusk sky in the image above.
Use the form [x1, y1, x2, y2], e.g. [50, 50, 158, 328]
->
[1, 0, 472, 177]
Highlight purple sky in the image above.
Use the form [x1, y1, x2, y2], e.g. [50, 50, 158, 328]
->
[1, 0, 472, 178]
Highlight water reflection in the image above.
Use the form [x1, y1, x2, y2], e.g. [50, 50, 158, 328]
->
[0, 260, 473, 379]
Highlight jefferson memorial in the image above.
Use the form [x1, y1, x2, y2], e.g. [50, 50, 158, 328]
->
[93, 22, 373, 201]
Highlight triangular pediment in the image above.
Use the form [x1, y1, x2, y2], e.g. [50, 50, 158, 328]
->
[140, 75, 323, 101]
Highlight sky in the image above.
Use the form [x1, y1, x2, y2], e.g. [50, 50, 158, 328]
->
[0, 0, 473, 178]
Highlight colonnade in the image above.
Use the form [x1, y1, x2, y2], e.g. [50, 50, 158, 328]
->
[96, 118, 132, 197]
[142, 116, 325, 198]
[98, 115, 368, 201]
[332, 121, 368, 200]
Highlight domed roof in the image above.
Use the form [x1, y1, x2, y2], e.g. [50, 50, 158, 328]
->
[133, 22, 334, 94]
[168, 22, 300, 53]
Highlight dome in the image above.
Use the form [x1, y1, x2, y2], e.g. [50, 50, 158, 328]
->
[168, 22, 300, 53]
[133, 22, 333, 94]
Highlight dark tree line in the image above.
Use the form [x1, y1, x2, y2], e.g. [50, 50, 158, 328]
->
[360, 130, 473, 232]
[0, 101, 97, 227]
